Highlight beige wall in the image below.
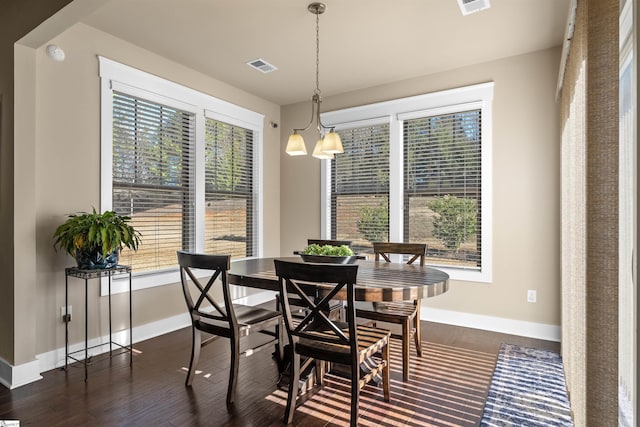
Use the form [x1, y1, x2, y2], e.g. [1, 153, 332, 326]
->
[29, 23, 281, 355]
[0, 0, 75, 367]
[281, 47, 562, 327]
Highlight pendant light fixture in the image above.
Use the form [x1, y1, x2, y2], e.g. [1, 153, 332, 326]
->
[285, 2, 343, 159]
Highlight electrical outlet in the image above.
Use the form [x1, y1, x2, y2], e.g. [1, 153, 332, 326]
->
[527, 290, 537, 303]
[60, 305, 72, 322]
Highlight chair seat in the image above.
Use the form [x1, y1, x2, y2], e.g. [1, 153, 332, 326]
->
[196, 304, 282, 337]
[355, 301, 417, 324]
[235, 304, 284, 325]
[278, 294, 344, 319]
[296, 324, 390, 366]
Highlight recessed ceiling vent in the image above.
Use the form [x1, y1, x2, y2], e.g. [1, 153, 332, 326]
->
[457, 0, 490, 15]
[246, 58, 278, 73]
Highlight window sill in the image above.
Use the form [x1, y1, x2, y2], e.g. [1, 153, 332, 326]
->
[431, 264, 492, 283]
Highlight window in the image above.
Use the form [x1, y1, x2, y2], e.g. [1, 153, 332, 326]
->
[112, 92, 196, 273]
[322, 83, 493, 282]
[330, 122, 390, 247]
[204, 117, 254, 257]
[100, 57, 263, 292]
[404, 110, 481, 269]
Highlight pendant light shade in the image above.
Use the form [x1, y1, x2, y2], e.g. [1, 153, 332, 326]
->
[312, 138, 334, 159]
[321, 131, 343, 154]
[286, 133, 307, 156]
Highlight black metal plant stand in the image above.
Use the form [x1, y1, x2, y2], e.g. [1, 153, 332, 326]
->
[64, 265, 133, 381]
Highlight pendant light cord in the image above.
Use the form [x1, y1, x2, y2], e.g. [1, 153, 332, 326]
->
[315, 9, 321, 97]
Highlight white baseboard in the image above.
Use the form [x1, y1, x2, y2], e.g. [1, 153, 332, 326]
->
[35, 311, 193, 376]
[235, 292, 561, 342]
[0, 356, 42, 390]
[2, 291, 559, 389]
[423, 307, 561, 342]
[3, 290, 279, 389]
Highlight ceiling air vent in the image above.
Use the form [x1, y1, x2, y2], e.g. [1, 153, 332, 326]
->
[246, 58, 278, 74]
[457, 0, 490, 15]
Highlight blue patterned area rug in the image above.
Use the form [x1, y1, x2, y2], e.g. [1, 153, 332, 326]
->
[480, 343, 574, 426]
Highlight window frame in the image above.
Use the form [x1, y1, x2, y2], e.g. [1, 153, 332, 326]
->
[321, 82, 493, 283]
[99, 57, 264, 293]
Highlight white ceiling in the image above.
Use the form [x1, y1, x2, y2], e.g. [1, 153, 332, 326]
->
[82, 0, 570, 106]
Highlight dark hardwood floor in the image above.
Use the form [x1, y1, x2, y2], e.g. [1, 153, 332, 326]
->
[0, 309, 559, 426]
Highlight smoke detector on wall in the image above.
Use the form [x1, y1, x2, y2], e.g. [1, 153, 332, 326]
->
[457, 0, 491, 15]
[46, 44, 65, 61]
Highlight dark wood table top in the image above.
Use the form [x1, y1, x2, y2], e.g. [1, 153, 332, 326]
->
[228, 257, 449, 302]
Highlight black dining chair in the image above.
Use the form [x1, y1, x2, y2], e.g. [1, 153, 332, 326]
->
[177, 251, 284, 404]
[274, 259, 390, 426]
[355, 242, 426, 381]
[306, 238, 353, 247]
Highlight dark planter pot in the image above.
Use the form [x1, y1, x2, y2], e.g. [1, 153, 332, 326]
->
[74, 247, 120, 269]
[299, 254, 358, 264]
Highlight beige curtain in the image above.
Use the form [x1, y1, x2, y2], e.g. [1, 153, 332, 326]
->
[559, 0, 619, 425]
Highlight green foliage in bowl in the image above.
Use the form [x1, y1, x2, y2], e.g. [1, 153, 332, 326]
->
[302, 244, 354, 256]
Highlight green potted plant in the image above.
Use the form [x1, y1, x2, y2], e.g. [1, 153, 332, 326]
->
[53, 208, 142, 269]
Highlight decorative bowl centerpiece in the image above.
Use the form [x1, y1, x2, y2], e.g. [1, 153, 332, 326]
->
[299, 244, 357, 264]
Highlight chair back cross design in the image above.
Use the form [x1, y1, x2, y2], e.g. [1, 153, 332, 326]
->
[179, 253, 236, 331]
[373, 242, 426, 266]
[277, 260, 357, 350]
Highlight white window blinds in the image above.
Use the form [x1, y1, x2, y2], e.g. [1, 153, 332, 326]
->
[112, 91, 196, 272]
[204, 118, 254, 258]
[403, 110, 482, 269]
[330, 123, 390, 253]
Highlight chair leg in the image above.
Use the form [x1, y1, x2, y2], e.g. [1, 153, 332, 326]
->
[382, 341, 391, 402]
[314, 359, 325, 386]
[185, 327, 201, 387]
[284, 352, 300, 425]
[227, 333, 239, 404]
[275, 318, 286, 373]
[402, 319, 410, 381]
[414, 301, 423, 357]
[350, 362, 359, 427]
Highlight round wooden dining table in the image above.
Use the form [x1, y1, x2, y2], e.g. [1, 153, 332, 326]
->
[227, 256, 450, 302]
